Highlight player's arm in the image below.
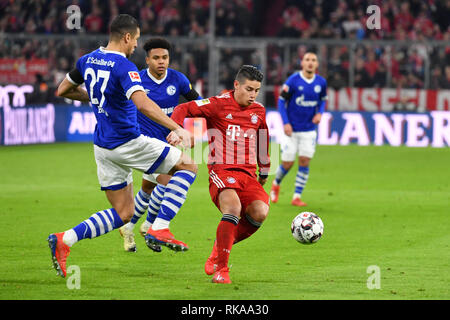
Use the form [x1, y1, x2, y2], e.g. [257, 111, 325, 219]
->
[171, 98, 214, 125]
[278, 84, 293, 136]
[179, 73, 203, 101]
[256, 115, 270, 186]
[131, 91, 191, 147]
[312, 80, 328, 124]
[56, 69, 90, 102]
[182, 87, 203, 101]
[169, 99, 215, 147]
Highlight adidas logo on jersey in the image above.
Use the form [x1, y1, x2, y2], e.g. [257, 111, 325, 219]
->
[226, 114, 233, 119]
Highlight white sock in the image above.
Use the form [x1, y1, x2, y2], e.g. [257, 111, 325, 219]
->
[151, 217, 170, 231]
[63, 229, 78, 247]
[141, 220, 152, 232]
[123, 222, 134, 231]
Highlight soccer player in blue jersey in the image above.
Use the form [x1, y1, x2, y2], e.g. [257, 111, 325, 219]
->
[47, 15, 197, 278]
[270, 52, 327, 207]
[118, 37, 202, 252]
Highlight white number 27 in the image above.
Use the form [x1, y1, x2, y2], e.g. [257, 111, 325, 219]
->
[85, 68, 110, 116]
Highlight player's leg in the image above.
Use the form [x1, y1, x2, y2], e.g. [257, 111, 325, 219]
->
[234, 175, 270, 244]
[271, 134, 297, 203]
[145, 150, 198, 251]
[235, 200, 269, 244]
[211, 188, 241, 284]
[118, 176, 157, 252]
[48, 184, 134, 277]
[292, 130, 316, 206]
[140, 174, 171, 235]
[64, 184, 134, 246]
[48, 144, 135, 277]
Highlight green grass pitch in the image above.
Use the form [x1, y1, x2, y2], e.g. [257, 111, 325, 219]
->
[0, 142, 448, 300]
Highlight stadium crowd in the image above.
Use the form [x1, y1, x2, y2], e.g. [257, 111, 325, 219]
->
[0, 0, 449, 97]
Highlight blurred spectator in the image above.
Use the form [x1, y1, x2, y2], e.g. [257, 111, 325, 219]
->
[443, 66, 450, 89]
[429, 66, 447, 90]
[354, 57, 373, 87]
[341, 10, 364, 39]
[277, 19, 300, 38]
[0, 0, 449, 92]
[27, 73, 53, 104]
[84, 5, 104, 33]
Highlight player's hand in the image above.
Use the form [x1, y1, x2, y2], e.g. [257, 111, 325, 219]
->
[312, 113, 322, 124]
[173, 127, 193, 148]
[284, 123, 293, 136]
[166, 131, 181, 146]
[258, 176, 268, 186]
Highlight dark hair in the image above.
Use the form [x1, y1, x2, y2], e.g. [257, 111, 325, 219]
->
[143, 38, 171, 54]
[235, 65, 264, 83]
[109, 14, 139, 41]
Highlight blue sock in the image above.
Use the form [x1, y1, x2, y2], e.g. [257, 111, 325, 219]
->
[130, 188, 152, 225]
[275, 165, 289, 185]
[72, 208, 123, 241]
[294, 166, 310, 197]
[155, 170, 196, 224]
[146, 184, 166, 224]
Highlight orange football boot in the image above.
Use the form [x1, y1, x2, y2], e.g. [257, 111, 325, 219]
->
[204, 240, 218, 275]
[47, 232, 70, 278]
[270, 182, 280, 203]
[291, 197, 307, 207]
[145, 228, 189, 252]
[212, 267, 231, 284]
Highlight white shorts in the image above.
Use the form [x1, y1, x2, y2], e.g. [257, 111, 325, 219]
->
[280, 130, 317, 161]
[94, 135, 181, 190]
[142, 173, 160, 184]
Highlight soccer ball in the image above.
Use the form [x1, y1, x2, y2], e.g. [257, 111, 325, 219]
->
[291, 212, 324, 244]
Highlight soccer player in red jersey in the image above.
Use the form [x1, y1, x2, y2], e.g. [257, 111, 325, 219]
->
[170, 65, 270, 284]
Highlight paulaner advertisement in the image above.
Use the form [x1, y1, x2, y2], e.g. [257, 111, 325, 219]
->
[0, 85, 449, 148]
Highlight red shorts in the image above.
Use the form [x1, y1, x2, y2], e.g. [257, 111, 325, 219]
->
[208, 169, 269, 215]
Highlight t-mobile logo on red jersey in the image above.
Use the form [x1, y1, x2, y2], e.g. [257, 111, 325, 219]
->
[226, 124, 241, 141]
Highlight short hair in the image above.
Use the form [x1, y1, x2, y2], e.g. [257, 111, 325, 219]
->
[303, 52, 318, 60]
[109, 14, 139, 41]
[143, 38, 171, 55]
[235, 65, 264, 83]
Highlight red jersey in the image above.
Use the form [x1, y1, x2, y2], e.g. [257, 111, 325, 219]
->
[172, 91, 270, 178]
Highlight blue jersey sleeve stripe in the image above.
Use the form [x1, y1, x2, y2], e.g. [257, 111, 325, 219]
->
[100, 181, 128, 191]
[145, 146, 171, 174]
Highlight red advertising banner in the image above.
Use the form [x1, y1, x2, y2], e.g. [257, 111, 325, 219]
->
[274, 86, 450, 112]
[0, 58, 49, 84]
[326, 88, 450, 112]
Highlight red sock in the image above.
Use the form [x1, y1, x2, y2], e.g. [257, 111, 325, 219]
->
[234, 215, 260, 244]
[216, 214, 238, 270]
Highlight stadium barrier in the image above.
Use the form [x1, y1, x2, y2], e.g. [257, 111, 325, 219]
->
[1, 102, 448, 148]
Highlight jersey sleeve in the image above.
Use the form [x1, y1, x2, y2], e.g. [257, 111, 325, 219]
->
[66, 58, 85, 85]
[281, 75, 295, 100]
[257, 111, 271, 176]
[318, 78, 328, 114]
[177, 72, 202, 101]
[171, 97, 217, 127]
[177, 72, 193, 96]
[117, 59, 145, 99]
[278, 81, 292, 125]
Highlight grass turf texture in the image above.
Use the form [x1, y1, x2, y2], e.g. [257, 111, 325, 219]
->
[0, 142, 448, 300]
